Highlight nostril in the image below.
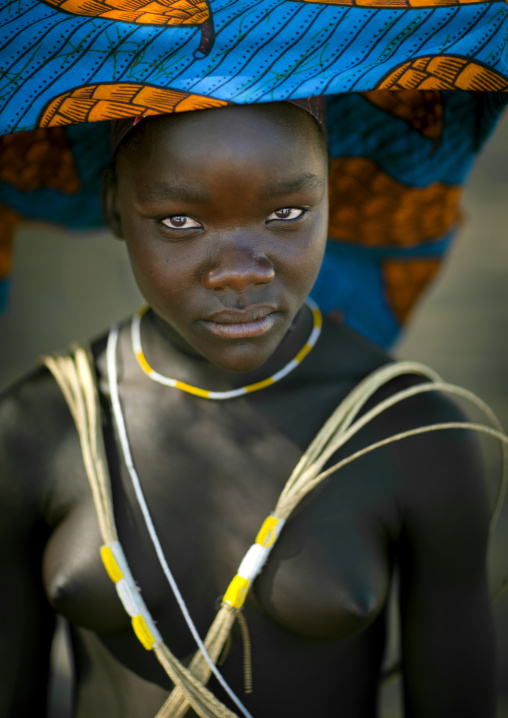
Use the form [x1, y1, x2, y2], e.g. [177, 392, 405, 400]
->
[201, 254, 275, 292]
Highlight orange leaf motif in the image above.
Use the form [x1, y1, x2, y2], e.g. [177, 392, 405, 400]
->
[39, 84, 228, 127]
[382, 257, 442, 324]
[292, 0, 490, 7]
[361, 90, 444, 140]
[376, 56, 508, 91]
[328, 157, 462, 247]
[0, 127, 81, 194]
[0, 203, 22, 279]
[40, 0, 209, 25]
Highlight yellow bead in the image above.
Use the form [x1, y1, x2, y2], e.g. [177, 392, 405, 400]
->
[100, 545, 123, 583]
[222, 575, 250, 609]
[132, 615, 157, 650]
[255, 516, 280, 548]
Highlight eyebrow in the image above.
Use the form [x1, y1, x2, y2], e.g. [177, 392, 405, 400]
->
[136, 181, 212, 204]
[260, 172, 324, 199]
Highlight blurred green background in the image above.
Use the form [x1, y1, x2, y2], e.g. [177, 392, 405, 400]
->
[0, 117, 507, 717]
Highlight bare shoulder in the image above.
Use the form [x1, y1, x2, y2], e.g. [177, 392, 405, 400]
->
[369, 367, 492, 565]
[0, 363, 80, 527]
[322, 320, 491, 536]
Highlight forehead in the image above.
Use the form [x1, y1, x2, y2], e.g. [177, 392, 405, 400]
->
[114, 103, 327, 185]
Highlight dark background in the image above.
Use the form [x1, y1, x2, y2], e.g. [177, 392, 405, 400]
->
[0, 118, 506, 717]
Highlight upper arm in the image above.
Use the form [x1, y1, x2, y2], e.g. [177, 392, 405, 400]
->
[394, 395, 496, 717]
[0, 377, 58, 716]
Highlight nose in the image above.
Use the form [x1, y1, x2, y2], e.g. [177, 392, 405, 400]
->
[201, 242, 275, 293]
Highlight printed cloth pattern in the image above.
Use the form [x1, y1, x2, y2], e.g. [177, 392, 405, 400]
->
[0, 0, 507, 346]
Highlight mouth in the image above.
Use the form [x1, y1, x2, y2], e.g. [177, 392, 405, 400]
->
[200, 307, 278, 339]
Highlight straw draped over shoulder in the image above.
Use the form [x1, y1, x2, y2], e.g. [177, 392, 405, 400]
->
[0, 0, 507, 345]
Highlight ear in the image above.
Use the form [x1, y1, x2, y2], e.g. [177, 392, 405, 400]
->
[101, 165, 124, 239]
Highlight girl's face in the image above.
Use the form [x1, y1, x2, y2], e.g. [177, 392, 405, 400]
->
[105, 103, 329, 373]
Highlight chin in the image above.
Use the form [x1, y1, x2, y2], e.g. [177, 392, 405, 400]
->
[208, 354, 271, 375]
[201, 341, 279, 374]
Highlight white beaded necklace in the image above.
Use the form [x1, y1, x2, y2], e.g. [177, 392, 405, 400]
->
[130, 298, 322, 400]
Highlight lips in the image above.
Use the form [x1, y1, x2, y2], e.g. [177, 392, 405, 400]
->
[200, 306, 278, 339]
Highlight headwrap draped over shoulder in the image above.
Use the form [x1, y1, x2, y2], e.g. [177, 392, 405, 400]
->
[0, 0, 507, 345]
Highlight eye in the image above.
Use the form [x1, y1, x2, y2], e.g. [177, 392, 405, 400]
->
[161, 216, 202, 230]
[266, 208, 305, 222]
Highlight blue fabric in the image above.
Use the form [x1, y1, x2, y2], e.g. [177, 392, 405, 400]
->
[0, 1, 507, 133]
[0, 276, 11, 314]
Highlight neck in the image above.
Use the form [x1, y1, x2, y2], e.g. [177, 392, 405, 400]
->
[139, 304, 313, 393]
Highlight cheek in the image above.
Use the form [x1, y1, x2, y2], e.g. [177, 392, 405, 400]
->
[124, 232, 196, 310]
[280, 212, 328, 289]
[310, 202, 329, 269]
[125, 215, 193, 269]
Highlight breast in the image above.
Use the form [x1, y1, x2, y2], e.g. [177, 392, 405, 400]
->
[43, 498, 390, 651]
[41, 411, 394, 650]
[251, 497, 392, 642]
[42, 504, 133, 635]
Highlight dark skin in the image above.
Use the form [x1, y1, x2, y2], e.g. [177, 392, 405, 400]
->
[0, 103, 496, 718]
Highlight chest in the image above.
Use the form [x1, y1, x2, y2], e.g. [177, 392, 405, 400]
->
[42, 387, 396, 656]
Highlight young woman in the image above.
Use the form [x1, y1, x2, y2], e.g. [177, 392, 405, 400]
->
[0, 100, 496, 717]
